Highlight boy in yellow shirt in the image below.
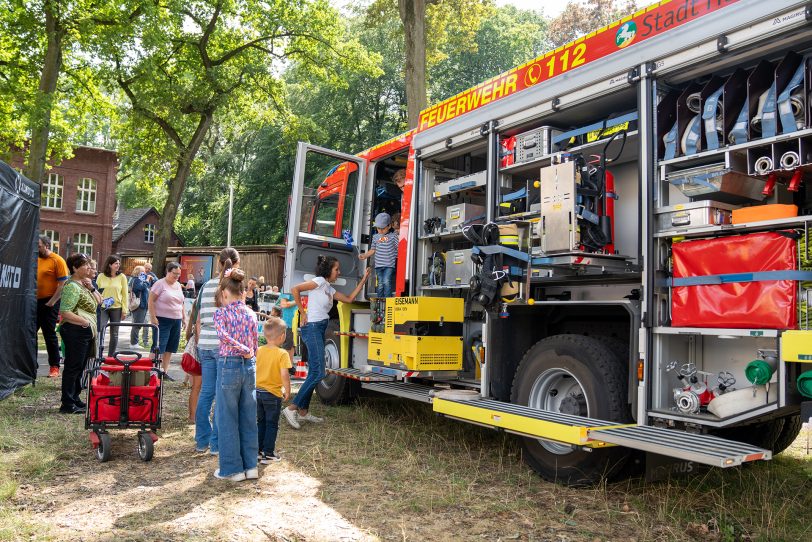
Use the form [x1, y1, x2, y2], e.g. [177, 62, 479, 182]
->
[256, 317, 292, 463]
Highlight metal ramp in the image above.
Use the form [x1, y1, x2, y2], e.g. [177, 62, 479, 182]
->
[361, 381, 435, 403]
[589, 425, 772, 467]
[325, 367, 394, 382]
[433, 397, 771, 467]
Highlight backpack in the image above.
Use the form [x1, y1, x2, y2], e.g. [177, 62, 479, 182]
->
[128, 278, 141, 312]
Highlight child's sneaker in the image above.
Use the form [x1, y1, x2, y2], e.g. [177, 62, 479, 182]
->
[245, 468, 259, 480]
[299, 412, 324, 423]
[214, 469, 246, 482]
[260, 452, 281, 464]
[282, 408, 301, 429]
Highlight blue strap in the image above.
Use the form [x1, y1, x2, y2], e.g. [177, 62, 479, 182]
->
[672, 270, 812, 287]
[663, 121, 679, 160]
[777, 63, 805, 134]
[760, 82, 778, 138]
[729, 102, 749, 145]
[702, 86, 725, 151]
[552, 112, 638, 145]
[683, 115, 702, 155]
[473, 245, 529, 262]
[502, 187, 527, 202]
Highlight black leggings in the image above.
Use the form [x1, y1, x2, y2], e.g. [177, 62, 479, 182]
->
[59, 323, 92, 409]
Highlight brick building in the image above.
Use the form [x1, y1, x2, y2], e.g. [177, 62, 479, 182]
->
[112, 207, 183, 266]
[16, 146, 118, 262]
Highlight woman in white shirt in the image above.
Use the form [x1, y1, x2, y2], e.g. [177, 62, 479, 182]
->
[282, 256, 370, 429]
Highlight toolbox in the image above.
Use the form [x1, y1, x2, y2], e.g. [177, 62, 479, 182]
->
[514, 126, 563, 164]
[655, 200, 736, 232]
[446, 203, 485, 231]
[444, 249, 475, 286]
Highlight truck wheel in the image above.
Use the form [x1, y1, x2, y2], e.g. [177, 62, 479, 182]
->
[771, 414, 803, 455]
[717, 418, 785, 452]
[511, 334, 632, 486]
[316, 319, 359, 405]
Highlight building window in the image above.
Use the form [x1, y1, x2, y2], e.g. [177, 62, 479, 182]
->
[144, 224, 155, 244]
[42, 230, 60, 254]
[76, 178, 97, 213]
[73, 233, 93, 256]
[42, 173, 63, 210]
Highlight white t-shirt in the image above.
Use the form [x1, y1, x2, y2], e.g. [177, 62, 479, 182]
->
[306, 277, 335, 323]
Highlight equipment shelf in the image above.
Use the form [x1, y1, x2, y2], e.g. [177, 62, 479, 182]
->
[418, 230, 467, 241]
[500, 130, 638, 175]
[658, 127, 812, 168]
[652, 327, 779, 337]
[653, 214, 812, 239]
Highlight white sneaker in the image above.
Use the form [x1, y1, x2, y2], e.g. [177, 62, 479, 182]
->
[282, 408, 301, 429]
[214, 469, 246, 482]
[299, 412, 324, 423]
[245, 468, 259, 480]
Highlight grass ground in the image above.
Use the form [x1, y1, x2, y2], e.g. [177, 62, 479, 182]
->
[0, 378, 810, 541]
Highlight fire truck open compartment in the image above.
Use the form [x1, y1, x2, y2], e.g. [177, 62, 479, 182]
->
[284, 0, 812, 486]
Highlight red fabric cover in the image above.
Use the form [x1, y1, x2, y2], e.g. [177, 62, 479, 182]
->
[671, 232, 797, 329]
[88, 374, 160, 423]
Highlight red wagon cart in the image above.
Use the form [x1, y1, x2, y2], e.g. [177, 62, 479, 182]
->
[84, 323, 166, 462]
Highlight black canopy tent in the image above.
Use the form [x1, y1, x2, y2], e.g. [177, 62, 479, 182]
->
[0, 160, 39, 399]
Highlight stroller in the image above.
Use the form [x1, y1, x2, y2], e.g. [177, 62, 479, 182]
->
[84, 322, 165, 462]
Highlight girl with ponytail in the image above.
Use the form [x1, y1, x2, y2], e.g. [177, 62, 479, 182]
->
[281, 256, 370, 430]
[211, 267, 259, 481]
[193, 247, 241, 455]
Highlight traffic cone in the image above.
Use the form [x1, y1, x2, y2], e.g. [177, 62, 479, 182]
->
[294, 359, 308, 380]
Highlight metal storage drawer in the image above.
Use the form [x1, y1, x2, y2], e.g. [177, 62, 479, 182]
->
[444, 249, 474, 286]
[655, 201, 736, 232]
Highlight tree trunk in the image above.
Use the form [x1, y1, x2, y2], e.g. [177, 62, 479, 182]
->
[399, 0, 427, 129]
[25, 2, 63, 184]
[152, 113, 214, 275]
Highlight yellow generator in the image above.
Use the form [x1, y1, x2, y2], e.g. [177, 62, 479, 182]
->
[368, 296, 464, 372]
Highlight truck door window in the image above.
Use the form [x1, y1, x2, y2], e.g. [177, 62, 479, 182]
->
[297, 152, 359, 240]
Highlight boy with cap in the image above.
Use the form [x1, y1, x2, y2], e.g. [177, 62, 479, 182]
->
[359, 212, 398, 298]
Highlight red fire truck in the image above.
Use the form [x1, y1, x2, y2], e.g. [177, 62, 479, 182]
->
[284, 0, 812, 484]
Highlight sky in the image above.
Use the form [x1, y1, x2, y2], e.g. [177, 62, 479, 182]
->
[495, 0, 571, 18]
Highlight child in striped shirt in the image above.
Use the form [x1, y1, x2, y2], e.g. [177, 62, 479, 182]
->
[359, 212, 398, 298]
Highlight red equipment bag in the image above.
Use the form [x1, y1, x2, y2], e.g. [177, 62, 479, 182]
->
[671, 231, 797, 329]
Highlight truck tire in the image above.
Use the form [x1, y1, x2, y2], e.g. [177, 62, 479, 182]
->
[717, 418, 785, 452]
[771, 414, 803, 455]
[511, 334, 632, 486]
[316, 319, 359, 405]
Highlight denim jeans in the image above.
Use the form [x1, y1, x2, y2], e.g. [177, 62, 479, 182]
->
[293, 319, 328, 411]
[215, 355, 258, 476]
[195, 348, 219, 452]
[257, 390, 281, 455]
[375, 266, 395, 298]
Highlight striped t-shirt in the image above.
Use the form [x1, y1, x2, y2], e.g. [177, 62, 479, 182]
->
[197, 278, 221, 351]
[371, 230, 398, 268]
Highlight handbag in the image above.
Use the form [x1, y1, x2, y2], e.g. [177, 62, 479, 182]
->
[181, 332, 201, 375]
[128, 278, 141, 312]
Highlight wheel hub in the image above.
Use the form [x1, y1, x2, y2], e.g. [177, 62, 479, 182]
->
[558, 393, 587, 416]
[529, 367, 591, 455]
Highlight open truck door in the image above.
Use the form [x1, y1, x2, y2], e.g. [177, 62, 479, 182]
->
[284, 142, 367, 297]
